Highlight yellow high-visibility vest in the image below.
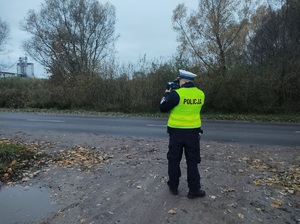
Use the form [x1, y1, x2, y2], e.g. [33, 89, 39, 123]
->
[167, 87, 205, 128]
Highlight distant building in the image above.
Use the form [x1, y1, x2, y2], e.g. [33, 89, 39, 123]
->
[0, 57, 35, 78]
[17, 57, 34, 77]
[0, 71, 17, 78]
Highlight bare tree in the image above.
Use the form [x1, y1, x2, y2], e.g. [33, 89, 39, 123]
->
[172, 0, 255, 77]
[246, 0, 300, 108]
[248, 0, 300, 66]
[0, 18, 9, 53]
[22, 0, 118, 77]
[0, 18, 10, 70]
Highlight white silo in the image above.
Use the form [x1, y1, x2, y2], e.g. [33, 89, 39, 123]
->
[17, 57, 34, 77]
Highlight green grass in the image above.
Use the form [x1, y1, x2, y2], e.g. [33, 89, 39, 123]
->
[0, 142, 44, 181]
[0, 143, 35, 166]
[0, 144, 18, 163]
[201, 113, 300, 123]
[126, 112, 300, 123]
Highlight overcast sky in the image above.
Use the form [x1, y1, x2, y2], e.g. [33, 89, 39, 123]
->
[0, 0, 197, 77]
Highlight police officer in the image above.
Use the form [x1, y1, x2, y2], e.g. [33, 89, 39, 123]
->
[160, 69, 205, 199]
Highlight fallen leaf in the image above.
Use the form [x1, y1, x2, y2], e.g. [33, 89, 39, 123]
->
[253, 179, 262, 186]
[271, 199, 283, 208]
[256, 208, 262, 212]
[238, 213, 244, 218]
[258, 165, 268, 171]
[204, 167, 210, 172]
[210, 195, 217, 200]
[168, 209, 177, 215]
[223, 187, 235, 193]
[246, 156, 300, 194]
[22, 177, 30, 182]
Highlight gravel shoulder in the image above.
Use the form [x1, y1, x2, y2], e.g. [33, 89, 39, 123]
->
[0, 129, 299, 224]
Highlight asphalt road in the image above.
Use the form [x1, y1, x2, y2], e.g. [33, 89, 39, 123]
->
[0, 112, 299, 147]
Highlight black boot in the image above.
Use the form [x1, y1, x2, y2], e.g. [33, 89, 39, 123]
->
[187, 189, 206, 199]
[169, 187, 178, 195]
[167, 183, 178, 195]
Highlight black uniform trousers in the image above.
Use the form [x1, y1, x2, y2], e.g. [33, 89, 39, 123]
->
[167, 132, 201, 192]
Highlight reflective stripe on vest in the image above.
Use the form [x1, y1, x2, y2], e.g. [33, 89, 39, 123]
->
[167, 87, 205, 128]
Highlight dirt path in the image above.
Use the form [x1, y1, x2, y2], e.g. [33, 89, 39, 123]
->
[0, 129, 299, 224]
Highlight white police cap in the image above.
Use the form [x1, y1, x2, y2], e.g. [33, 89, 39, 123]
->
[178, 69, 197, 80]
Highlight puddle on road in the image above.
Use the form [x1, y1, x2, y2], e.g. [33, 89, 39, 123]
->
[0, 185, 57, 224]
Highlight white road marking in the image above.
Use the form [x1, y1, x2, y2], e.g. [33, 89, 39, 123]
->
[27, 119, 65, 123]
[146, 124, 166, 127]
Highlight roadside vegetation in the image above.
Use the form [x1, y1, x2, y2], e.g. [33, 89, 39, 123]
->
[0, 72, 299, 123]
[0, 0, 299, 121]
[0, 139, 109, 184]
[0, 140, 48, 183]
